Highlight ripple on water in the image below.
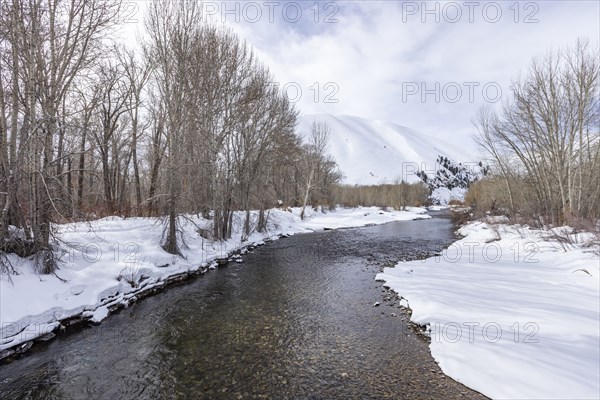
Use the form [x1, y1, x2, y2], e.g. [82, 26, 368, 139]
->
[0, 217, 486, 400]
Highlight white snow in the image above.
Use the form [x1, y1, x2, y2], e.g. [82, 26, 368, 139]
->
[376, 221, 600, 399]
[430, 187, 468, 205]
[297, 114, 477, 185]
[87, 306, 109, 324]
[1, 206, 429, 353]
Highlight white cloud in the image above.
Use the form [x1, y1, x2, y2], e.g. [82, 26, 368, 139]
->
[227, 1, 600, 148]
[114, 1, 599, 151]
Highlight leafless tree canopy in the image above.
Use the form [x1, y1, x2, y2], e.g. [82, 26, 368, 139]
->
[300, 121, 342, 219]
[0, 0, 340, 273]
[474, 40, 600, 226]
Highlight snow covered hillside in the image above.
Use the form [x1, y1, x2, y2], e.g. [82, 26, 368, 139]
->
[376, 221, 600, 399]
[297, 114, 478, 186]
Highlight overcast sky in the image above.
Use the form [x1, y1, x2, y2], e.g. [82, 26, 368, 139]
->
[118, 1, 599, 148]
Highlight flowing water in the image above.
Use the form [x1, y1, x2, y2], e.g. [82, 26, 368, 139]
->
[0, 214, 486, 399]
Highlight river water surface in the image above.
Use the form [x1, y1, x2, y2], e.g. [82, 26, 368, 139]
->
[0, 214, 486, 399]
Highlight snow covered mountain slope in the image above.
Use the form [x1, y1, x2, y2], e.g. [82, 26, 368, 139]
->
[297, 114, 478, 185]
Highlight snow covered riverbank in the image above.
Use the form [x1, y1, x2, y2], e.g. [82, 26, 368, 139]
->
[376, 220, 600, 399]
[0, 206, 429, 358]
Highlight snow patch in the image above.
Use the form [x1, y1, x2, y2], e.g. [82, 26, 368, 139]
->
[376, 222, 600, 399]
[89, 306, 110, 323]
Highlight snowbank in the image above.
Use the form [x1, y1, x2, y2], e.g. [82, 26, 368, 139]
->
[0, 206, 429, 356]
[376, 221, 600, 399]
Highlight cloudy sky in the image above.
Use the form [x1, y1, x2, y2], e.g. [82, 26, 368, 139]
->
[120, 1, 599, 148]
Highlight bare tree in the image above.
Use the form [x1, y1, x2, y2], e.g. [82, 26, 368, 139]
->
[144, 89, 167, 217]
[231, 67, 298, 238]
[300, 121, 340, 220]
[0, 0, 340, 276]
[145, 0, 205, 254]
[475, 40, 599, 225]
[70, 81, 100, 215]
[118, 46, 152, 211]
[93, 59, 132, 215]
[0, 0, 121, 272]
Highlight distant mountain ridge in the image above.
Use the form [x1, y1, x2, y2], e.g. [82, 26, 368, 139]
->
[297, 114, 478, 186]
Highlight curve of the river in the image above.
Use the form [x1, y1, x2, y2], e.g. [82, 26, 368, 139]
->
[0, 214, 486, 399]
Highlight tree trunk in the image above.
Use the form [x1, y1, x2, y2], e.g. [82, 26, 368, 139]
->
[77, 127, 87, 212]
[300, 169, 314, 220]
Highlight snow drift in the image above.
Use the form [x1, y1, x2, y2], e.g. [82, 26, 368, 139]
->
[376, 221, 600, 399]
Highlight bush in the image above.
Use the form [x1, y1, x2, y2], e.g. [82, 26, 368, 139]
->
[448, 199, 464, 206]
[333, 182, 428, 209]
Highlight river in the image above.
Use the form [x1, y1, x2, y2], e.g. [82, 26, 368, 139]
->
[0, 214, 486, 399]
